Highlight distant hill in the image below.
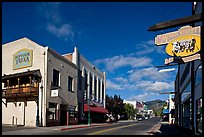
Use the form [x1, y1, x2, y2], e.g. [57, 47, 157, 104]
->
[145, 99, 165, 112]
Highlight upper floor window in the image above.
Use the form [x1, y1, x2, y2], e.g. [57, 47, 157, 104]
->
[94, 76, 97, 97]
[79, 70, 82, 90]
[68, 76, 74, 92]
[85, 72, 88, 90]
[98, 79, 101, 100]
[53, 69, 60, 87]
[90, 74, 92, 94]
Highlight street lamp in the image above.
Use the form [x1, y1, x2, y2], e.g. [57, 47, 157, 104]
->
[88, 98, 91, 126]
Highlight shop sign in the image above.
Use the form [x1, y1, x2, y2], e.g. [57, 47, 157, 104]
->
[155, 26, 200, 45]
[155, 26, 200, 57]
[51, 89, 58, 97]
[13, 49, 33, 70]
[165, 35, 200, 57]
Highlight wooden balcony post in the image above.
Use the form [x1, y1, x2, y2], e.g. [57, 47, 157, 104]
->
[7, 80, 9, 88]
[18, 78, 20, 93]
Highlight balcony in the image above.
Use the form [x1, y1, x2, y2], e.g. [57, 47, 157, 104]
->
[2, 85, 38, 99]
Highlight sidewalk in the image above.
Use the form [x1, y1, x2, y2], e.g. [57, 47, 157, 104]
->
[148, 121, 195, 135]
[2, 123, 110, 135]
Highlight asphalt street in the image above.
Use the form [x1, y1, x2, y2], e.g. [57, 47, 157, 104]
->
[37, 117, 161, 135]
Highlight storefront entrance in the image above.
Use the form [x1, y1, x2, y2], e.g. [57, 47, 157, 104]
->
[182, 99, 191, 128]
[60, 104, 68, 126]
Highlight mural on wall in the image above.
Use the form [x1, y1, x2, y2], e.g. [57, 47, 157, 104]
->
[13, 49, 33, 70]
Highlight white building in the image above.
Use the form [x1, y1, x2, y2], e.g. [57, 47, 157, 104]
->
[2, 38, 78, 127]
[63, 47, 107, 123]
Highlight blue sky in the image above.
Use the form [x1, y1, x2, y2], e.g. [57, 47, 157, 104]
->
[2, 2, 193, 101]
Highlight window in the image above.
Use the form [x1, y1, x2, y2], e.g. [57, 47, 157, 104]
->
[85, 72, 88, 90]
[181, 81, 191, 103]
[102, 82, 104, 102]
[196, 98, 202, 134]
[90, 74, 92, 96]
[49, 102, 57, 120]
[195, 64, 202, 86]
[68, 76, 74, 92]
[84, 72, 88, 100]
[94, 76, 97, 100]
[53, 69, 60, 87]
[98, 79, 101, 101]
[79, 71, 82, 90]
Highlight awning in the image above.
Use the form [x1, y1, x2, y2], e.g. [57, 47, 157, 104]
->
[163, 109, 169, 114]
[84, 104, 108, 114]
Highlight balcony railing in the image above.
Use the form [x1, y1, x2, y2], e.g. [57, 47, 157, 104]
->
[2, 85, 38, 99]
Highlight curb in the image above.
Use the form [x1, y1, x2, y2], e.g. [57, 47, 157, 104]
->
[58, 123, 110, 131]
[146, 120, 162, 135]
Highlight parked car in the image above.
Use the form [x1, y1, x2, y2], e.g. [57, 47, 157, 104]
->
[162, 114, 169, 121]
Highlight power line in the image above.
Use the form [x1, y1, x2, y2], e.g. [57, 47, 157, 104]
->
[158, 2, 172, 23]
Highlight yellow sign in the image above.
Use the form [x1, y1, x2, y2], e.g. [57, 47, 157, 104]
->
[13, 49, 33, 70]
[165, 35, 200, 57]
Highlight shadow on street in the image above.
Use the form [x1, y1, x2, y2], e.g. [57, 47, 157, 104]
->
[151, 124, 194, 135]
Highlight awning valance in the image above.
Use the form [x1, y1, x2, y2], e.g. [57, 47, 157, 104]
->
[84, 104, 108, 114]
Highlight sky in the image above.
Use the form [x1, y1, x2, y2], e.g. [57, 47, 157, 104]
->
[2, 2, 193, 102]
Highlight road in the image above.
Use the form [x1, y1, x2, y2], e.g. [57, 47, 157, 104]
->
[39, 117, 161, 135]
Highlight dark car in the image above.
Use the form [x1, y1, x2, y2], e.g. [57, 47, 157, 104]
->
[162, 114, 169, 121]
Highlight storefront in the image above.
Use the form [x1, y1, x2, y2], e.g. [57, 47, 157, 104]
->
[83, 103, 108, 123]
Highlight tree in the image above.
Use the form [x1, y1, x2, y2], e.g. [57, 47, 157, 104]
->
[106, 94, 125, 120]
[124, 103, 136, 119]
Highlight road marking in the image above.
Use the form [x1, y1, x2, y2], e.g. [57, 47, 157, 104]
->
[86, 123, 137, 135]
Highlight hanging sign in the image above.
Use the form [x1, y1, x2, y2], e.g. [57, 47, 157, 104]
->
[13, 49, 33, 70]
[155, 26, 200, 57]
[165, 35, 200, 57]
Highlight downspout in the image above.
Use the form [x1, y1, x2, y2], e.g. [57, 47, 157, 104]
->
[43, 50, 46, 126]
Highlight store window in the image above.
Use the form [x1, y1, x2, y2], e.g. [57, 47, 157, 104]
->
[49, 102, 57, 120]
[181, 80, 191, 103]
[195, 64, 202, 87]
[68, 106, 78, 125]
[196, 98, 202, 134]
[68, 76, 74, 92]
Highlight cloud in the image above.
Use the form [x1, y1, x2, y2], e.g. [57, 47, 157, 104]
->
[127, 92, 158, 101]
[133, 80, 173, 92]
[95, 55, 152, 72]
[106, 78, 174, 93]
[135, 40, 165, 55]
[106, 79, 124, 90]
[115, 77, 128, 83]
[128, 67, 169, 81]
[37, 2, 75, 41]
[46, 24, 75, 41]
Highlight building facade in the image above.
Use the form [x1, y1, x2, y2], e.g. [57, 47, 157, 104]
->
[174, 2, 202, 135]
[2, 38, 79, 127]
[63, 47, 107, 123]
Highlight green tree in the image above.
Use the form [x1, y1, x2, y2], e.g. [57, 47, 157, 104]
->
[124, 103, 136, 119]
[106, 94, 125, 119]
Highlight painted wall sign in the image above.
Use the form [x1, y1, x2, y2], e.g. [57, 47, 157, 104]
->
[165, 35, 200, 57]
[13, 49, 33, 70]
[155, 26, 200, 45]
